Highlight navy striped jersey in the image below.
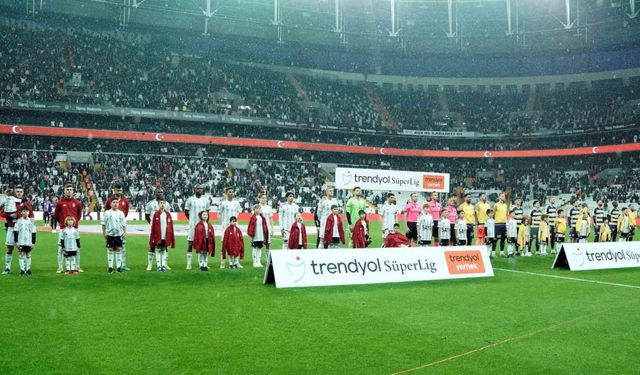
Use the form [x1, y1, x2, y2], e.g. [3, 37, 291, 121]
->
[593, 207, 606, 226]
[530, 209, 543, 228]
[569, 207, 581, 228]
[609, 208, 621, 226]
[545, 205, 558, 226]
[510, 206, 523, 225]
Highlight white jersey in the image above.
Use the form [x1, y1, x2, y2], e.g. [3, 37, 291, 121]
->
[279, 202, 299, 235]
[254, 215, 265, 242]
[507, 220, 518, 238]
[13, 218, 36, 246]
[219, 199, 242, 228]
[146, 200, 159, 216]
[1, 196, 20, 214]
[59, 227, 80, 251]
[417, 213, 433, 241]
[380, 203, 399, 232]
[102, 209, 126, 237]
[317, 197, 340, 237]
[260, 203, 274, 241]
[185, 195, 210, 240]
[455, 219, 467, 242]
[485, 218, 496, 238]
[439, 219, 451, 240]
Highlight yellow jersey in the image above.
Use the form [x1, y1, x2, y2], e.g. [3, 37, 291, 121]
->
[460, 203, 476, 224]
[493, 201, 508, 224]
[599, 224, 611, 242]
[555, 217, 567, 236]
[629, 210, 637, 228]
[475, 202, 491, 224]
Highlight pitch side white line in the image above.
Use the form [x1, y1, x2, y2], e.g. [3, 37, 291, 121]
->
[494, 268, 640, 289]
[390, 315, 585, 375]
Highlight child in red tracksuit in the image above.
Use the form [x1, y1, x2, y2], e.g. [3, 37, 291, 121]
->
[323, 205, 345, 248]
[384, 223, 411, 248]
[222, 216, 244, 269]
[192, 210, 215, 271]
[148, 199, 175, 272]
[288, 213, 308, 249]
[247, 204, 269, 267]
[352, 210, 369, 248]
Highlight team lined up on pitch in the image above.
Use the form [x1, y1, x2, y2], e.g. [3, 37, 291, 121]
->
[1, 184, 637, 275]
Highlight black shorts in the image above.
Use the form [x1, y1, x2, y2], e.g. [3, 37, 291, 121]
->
[154, 240, 168, 250]
[556, 235, 565, 243]
[621, 232, 630, 239]
[64, 250, 77, 257]
[332, 237, 340, 245]
[106, 235, 123, 249]
[432, 220, 439, 238]
[439, 239, 450, 246]
[508, 237, 516, 244]
[457, 240, 467, 246]
[485, 238, 495, 245]
[570, 228, 578, 239]
[19, 245, 32, 253]
[252, 241, 265, 249]
[418, 240, 431, 246]
[295, 245, 304, 249]
[406, 222, 418, 240]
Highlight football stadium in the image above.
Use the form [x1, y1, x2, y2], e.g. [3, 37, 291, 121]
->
[1, 0, 640, 373]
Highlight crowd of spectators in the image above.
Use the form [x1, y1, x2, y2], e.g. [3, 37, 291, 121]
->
[2, 135, 638, 212]
[2, 16, 639, 138]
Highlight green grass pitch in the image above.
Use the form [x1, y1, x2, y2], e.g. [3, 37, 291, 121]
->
[1, 220, 639, 374]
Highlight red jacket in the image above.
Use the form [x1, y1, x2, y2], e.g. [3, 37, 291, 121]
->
[149, 210, 175, 249]
[105, 194, 130, 216]
[193, 221, 215, 256]
[323, 214, 346, 245]
[247, 214, 269, 240]
[222, 225, 244, 258]
[384, 232, 411, 248]
[352, 218, 369, 248]
[2, 199, 34, 228]
[54, 197, 82, 228]
[288, 222, 308, 249]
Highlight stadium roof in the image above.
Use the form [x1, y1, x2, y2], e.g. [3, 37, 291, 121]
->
[5, 0, 640, 56]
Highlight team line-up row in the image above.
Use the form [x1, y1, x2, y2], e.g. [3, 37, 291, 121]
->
[2, 185, 638, 275]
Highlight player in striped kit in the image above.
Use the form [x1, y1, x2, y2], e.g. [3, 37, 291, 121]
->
[568, 200, 582, 243]
[592, 200, 606, 242]
[510, 198, 524, 241]
[218, 187, 242, 268]
[184, 184, 211, 270]
[529, 201, 543, 255]
[315, 188, 340, 249]
[279, 192, 299, 250]
[379, 193, 399, 240]
[544, 197, 558, 251]
[608, 201, 621, 242]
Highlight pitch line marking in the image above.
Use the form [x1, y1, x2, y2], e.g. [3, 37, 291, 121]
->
[494, 268, 640, 290]
[390, 315, 585, 375]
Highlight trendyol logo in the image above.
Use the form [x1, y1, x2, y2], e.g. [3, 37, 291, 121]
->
[287, 255, 306, 283]
[445, 251, 486, 274]
[422, 174, 446, 190]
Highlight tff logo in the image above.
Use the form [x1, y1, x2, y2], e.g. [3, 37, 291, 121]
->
[287, 255, 306, 282]
[341, 170, 353, 185]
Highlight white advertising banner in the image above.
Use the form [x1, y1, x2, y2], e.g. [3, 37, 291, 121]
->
[552, 242, 640, 271]
[267, 246, 493, 288]
[334, 167, 450, 192]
